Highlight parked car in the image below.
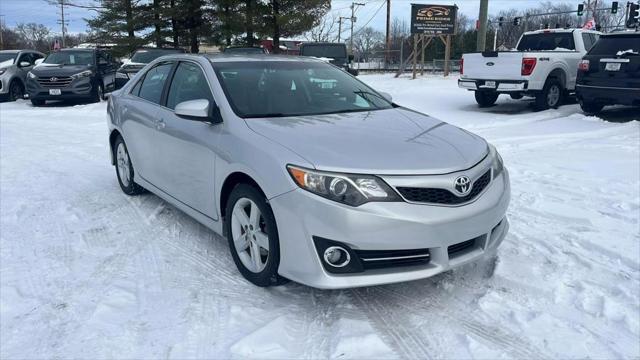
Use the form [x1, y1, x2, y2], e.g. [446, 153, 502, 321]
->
[299, 42, 359, 76]
[107, 54, 510, 289]
[223, 46, 268, 55]
[0, 50, 45, 101]
[26, 48, 118, 105]
[459, 29, 600, 110]
[116, 47, 186, 89]
[576, 31, 640, 114]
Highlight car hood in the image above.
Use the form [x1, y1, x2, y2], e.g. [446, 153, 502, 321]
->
[0, 59, 14, 69]
[245, 108, 489, 175]
[31, 63, 94, 76]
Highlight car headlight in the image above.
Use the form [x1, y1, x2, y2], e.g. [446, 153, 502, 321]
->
[71, 70, 93, 80]
[27, 71, 36, 79]
[287, 165, 401, 207]
[491, 148, 504, 178]
[115, 71, 129, 79]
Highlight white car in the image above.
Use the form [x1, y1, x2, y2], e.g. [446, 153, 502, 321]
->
[459, 29, 600, 110]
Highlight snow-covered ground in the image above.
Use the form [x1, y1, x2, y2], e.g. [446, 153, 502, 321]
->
[1, 74, 638, 359]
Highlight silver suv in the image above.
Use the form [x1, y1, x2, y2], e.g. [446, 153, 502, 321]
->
[107, 54, 510, 289]
[0, 50, 45, 101]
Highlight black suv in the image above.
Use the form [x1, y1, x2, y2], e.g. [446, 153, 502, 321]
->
[26, 48, 118, 105]
[576, 31, 640, 114]
[115, 47, 186, 89]
[299, 42, 358, 76]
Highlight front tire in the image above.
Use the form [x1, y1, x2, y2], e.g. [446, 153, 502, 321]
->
[224, 184, 287, 287]
[475, 91, 499, 107]
[113, 136, 145, 195]
[534, 78, 563, 111]
[8, 80, 24, 101]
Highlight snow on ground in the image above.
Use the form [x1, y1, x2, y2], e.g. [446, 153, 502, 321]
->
[1, 74, 638, 359]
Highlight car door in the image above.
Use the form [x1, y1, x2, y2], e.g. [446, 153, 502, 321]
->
[120, 61, 175, 186]
[97, 51, 116, 91]
[15, 52, 34, 80]
[153, 60, 220, 219]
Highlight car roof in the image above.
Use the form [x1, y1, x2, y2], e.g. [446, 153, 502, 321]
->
[601, 31, 640, 37]
[301, 42, 346, 46]
[204, 54, 324, 63]
[0, 50, 21, 54]
[58, 48, 96, 52]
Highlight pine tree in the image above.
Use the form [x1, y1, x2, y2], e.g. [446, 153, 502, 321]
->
[264, 0, 330, 53]
[86, 0, 148, 54]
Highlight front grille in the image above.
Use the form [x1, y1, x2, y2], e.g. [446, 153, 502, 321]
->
[37, 76, 73, 88]
[448, 238, 476, 256]
[354, 248, 430, 270]
[397, 170, 491, 205]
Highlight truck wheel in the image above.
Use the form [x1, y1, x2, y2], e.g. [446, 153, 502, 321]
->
[475, 91, 499, 107]
[579, 100, 604, 115]
[534, 78, 563, 111]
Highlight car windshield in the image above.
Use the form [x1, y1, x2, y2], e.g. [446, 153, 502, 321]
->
[588, 35, 640, 56]
[130, 49, 183, 63]
[517, 33, 576, 51]
[213, 61, 393, 118]
[301, 45, 347, 59]
[224, 47, 264, 54]
[0, 53, 17, 63]
[44, 51, 94, 65]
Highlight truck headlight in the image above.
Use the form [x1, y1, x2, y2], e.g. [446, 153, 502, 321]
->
[287, 165, 401, 206]
[71, 70, 93, 80]
[27, 71, 37, 79]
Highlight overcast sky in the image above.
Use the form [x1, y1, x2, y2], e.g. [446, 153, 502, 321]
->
[0, 0, 544, 35]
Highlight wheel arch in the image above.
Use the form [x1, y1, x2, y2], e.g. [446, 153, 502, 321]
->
[108, 129, 122, 165]
[219, 172, 265, 220]
[546, 68, 567, 89]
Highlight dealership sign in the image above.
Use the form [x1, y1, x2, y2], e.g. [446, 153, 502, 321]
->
[410, 4, 458, 35]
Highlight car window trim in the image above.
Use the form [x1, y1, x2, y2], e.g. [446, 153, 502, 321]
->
[129, 61, 175, 105]
[163, 60, 217, 112]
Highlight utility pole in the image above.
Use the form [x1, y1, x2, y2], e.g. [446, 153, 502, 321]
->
[385, 0, 391, 66]
[57, 0, 67, 48]
[350, 2, 365, 54]
[476, 0, 489, 51]
[0, 15, 4, 50]
[338, 16, 349, 42]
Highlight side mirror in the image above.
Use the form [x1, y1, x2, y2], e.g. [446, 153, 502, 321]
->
[175, 99, 222, 123]
[34, 59, 44, 65]
[379, 91, 392, 102]
[348, 54, 354, 62]
[121, 58, 130, 64]
[19, 61, 31, 67]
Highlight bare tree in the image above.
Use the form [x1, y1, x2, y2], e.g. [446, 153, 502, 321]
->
[305, 12, 338, 42]
[15, 23, 50, 51]
[348, 26, 384, 62]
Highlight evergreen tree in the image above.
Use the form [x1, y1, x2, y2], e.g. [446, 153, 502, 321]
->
[86, 0, 148, 54]
[264, 0, 330, 53]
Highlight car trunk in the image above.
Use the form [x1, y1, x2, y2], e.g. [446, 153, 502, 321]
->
[579, 34, 640, 89]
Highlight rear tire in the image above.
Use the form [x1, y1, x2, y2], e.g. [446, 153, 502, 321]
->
[224, 184, 288, 287]
[30, 99, 45, 106]
[534, 78, 563, 111]
[8, 80, 24, 101]
[579, 100, 604, 115]
[113, 135, 145, 195]
[475, 91, 499, 107]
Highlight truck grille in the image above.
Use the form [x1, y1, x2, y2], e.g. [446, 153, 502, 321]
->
[37, 76, 73, 88]
[396, 170, 491, 205]
[354, 248, 430, 270]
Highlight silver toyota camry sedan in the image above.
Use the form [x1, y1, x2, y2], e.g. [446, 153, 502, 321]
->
[107, 54, 510, 289]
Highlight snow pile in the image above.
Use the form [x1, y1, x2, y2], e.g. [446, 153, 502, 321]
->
[0, 75, 638, 359]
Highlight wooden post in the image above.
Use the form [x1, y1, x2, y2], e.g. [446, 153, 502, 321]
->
[444, 34, 452, 77]
[420, 35, 426, 76]
[412, 34, 419, 79]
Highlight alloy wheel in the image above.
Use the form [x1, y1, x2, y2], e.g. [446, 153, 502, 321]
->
[231, 198, 269, 273]
[116, 143, 131, 187]
[547, 85, 560, 107]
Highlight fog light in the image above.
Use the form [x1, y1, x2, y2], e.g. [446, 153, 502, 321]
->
[323, 246, 351, 267]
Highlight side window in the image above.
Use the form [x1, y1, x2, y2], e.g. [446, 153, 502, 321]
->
[166, 62, 213, 110]
[17, 53, 32, 65]
[138, 63, 173, 104]
[131, 77, 143, 96]
[591, 33, 600, 47]
[97, 52, 109, 65]
[33, 53, 44, 62]
[582, 33, 593, 51]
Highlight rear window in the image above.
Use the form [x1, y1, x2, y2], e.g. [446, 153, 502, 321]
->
[588, 35, 640, 56]
[301, 45, 347, 59]
[517, 33, 575, 51]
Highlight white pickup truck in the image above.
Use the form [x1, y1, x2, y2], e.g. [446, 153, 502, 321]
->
[459, 29, 601, 110]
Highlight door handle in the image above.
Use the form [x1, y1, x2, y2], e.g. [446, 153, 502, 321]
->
[156, 119, 166, 130]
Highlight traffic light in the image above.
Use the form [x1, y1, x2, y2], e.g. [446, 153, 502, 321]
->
[611, 1, 618, 14]
[513, 17, 522, 26]
[499, 16, 505, 27]
[627, 3, 640, 28]
[577, 4, 584, 16]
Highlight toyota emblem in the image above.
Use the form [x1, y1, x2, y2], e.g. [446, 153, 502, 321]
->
[50, 77, 58, 82]
[454, 176, 471, 196]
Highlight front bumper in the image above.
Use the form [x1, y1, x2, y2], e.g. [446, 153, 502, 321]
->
[576, 84, 640, 106]
[459, 79, 528, 92]
[269, 169, 511, 289]
[26, 76, 94, 100]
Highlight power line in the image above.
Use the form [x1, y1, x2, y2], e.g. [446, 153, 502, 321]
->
[351, 0, 386, 37]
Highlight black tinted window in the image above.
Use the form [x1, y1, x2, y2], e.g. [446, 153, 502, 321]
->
[301, 45, 347, 59]
[582, 33, 594, 50]
[130, 49, 184, 63]
[138, 63, 173, 104]
[517, 33, 575, 51]
[166, 62, 213, 110]
[588, 35, 640, 56]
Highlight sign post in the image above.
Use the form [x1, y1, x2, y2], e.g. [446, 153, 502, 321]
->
[397, 4, 458, 78]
